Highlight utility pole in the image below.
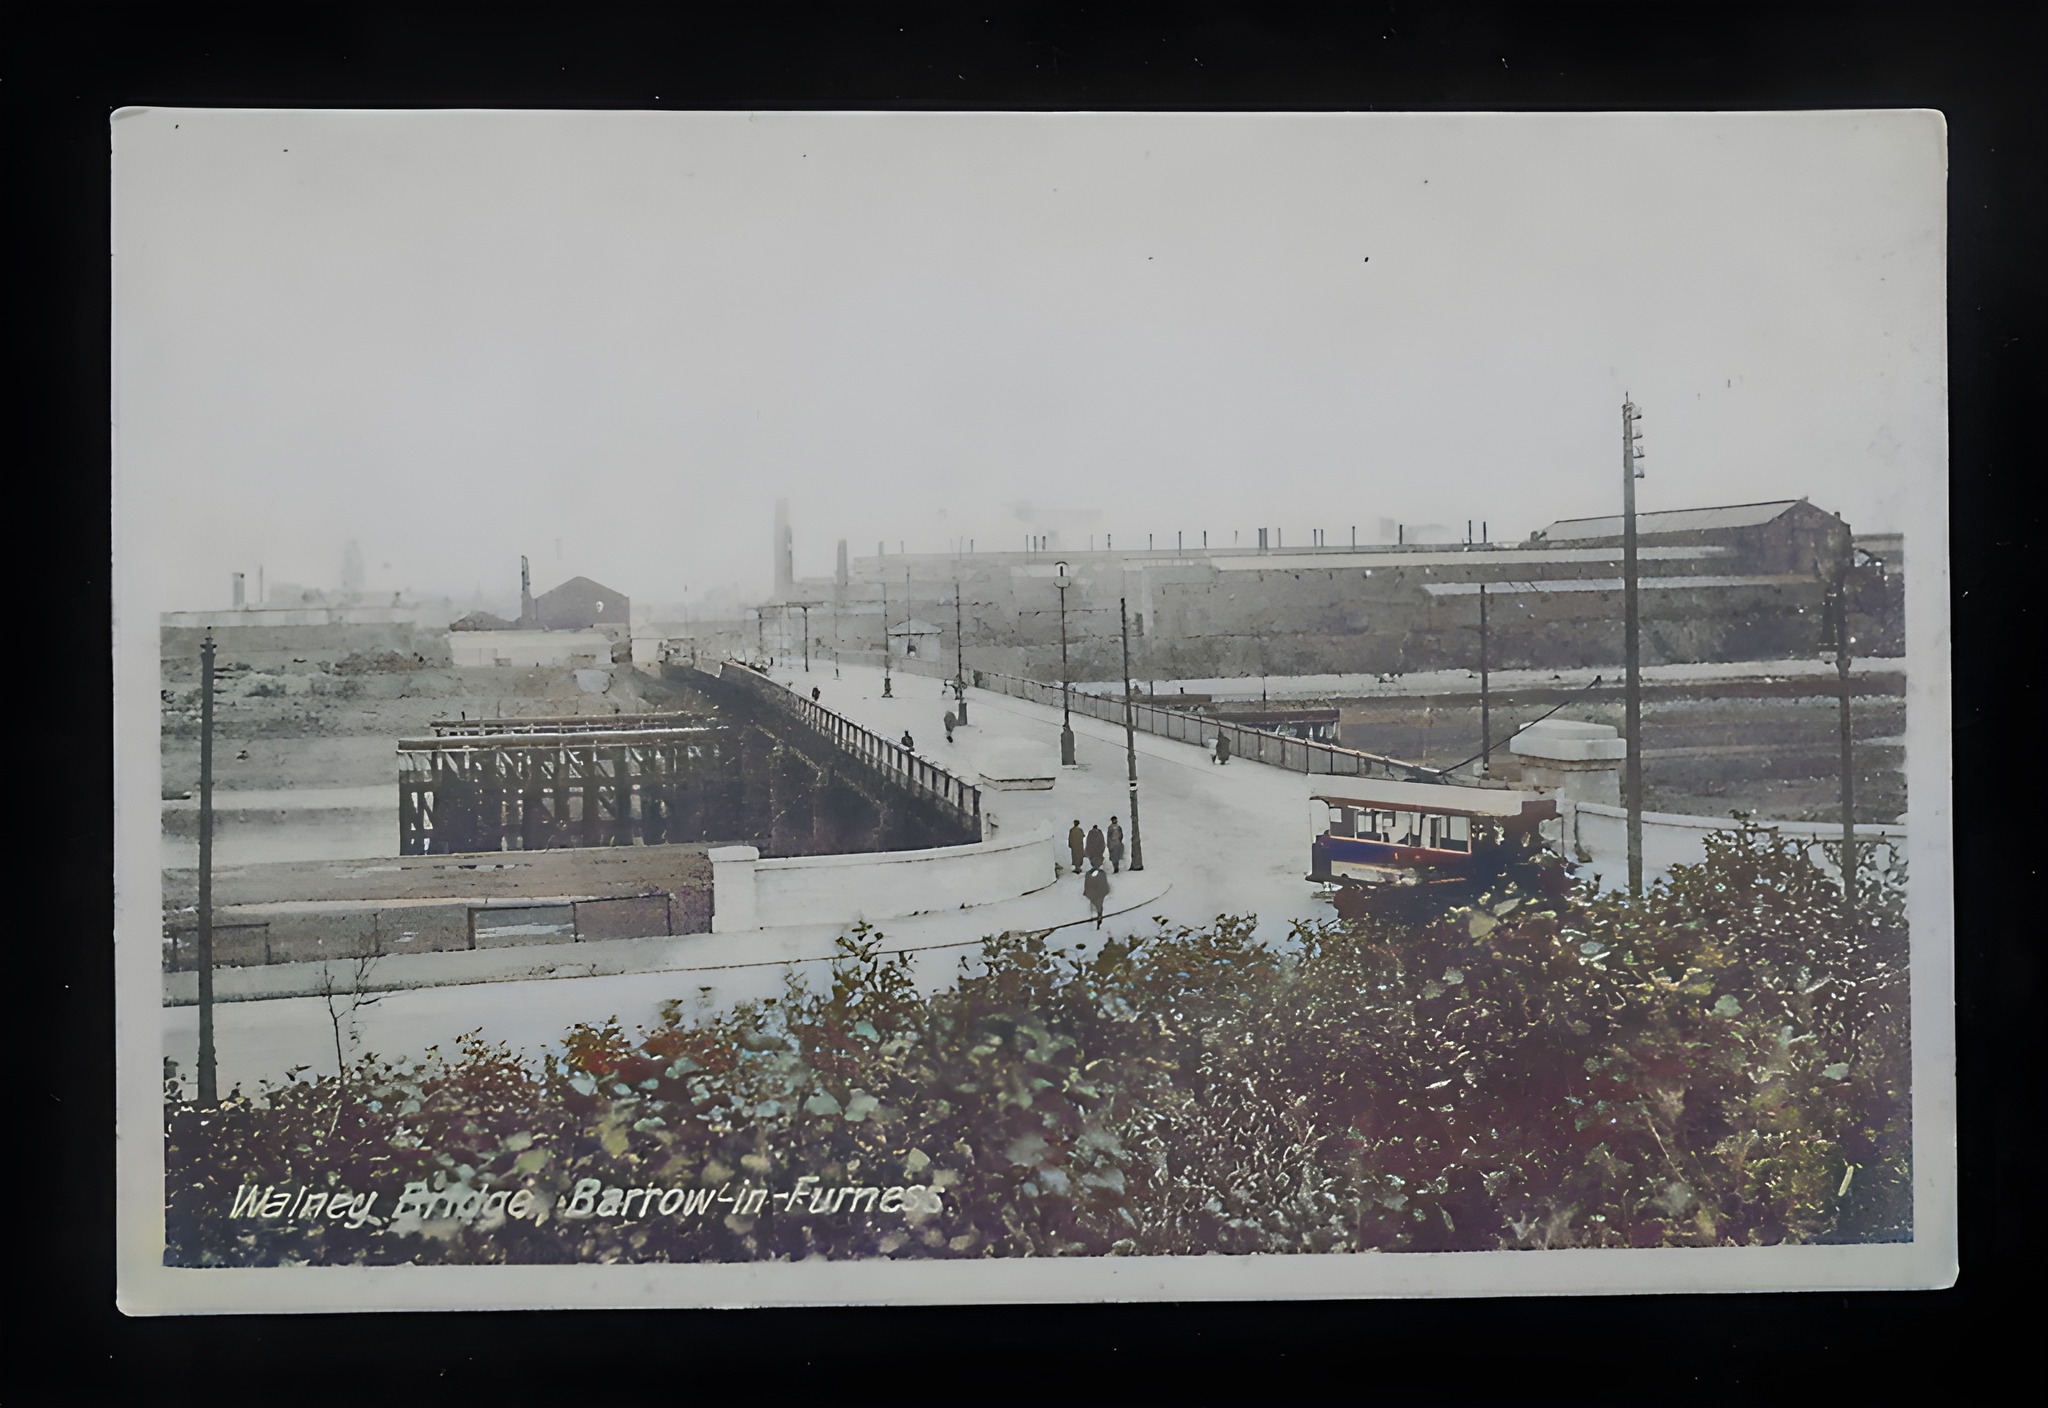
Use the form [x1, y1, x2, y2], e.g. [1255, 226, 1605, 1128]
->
[1828, 535, 1858, 931]
[1120, 598, 1145, 871]
[799, 604, 811, 672]
[953, 580, 969, 724]
[196, 632, 218, 1105]
[1055, 560, 1075, 765]
[1479, 582, 1491, 777]
[881, 576, 893, 697]
[1622, 395, 1646, 896]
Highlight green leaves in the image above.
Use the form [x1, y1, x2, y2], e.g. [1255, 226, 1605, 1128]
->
[163, 822, 1911, 1267]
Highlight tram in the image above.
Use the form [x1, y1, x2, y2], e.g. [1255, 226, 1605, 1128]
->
[1308, 779, 1559, 902]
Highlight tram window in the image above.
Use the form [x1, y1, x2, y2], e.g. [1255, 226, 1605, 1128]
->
[1444, 814, 1471, 851]
[1331, 807, 1356, 838]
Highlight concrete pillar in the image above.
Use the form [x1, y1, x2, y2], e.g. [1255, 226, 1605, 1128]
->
[709, 845, 761, 933]
[1505, 718, 1626, 857]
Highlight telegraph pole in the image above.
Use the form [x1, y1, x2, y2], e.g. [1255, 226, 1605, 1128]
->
[1478, 582, 1492, 777]
[953, 580, 968, 723]
[1830, 535, 1858, 931]
[1622, 395, 1646, 896]
[1055, 561, 1075, 765]
[1120, 598, 1145, 871]
[196, 632, 218, 1105]
[881, 577, 893, 697]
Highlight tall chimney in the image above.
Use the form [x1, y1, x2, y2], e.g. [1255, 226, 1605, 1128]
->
[231, 572, 245, 610]
[774, 498, 794, 598]
[836, 539, 849, 590]
[519, 555, 535, 628]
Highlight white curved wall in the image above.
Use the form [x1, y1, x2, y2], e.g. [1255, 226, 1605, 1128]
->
[1571, 801, 1906, 891]
[711, 824, 1059, 932]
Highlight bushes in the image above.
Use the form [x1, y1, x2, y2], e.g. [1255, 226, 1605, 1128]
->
[164, 824, 1910, 1265]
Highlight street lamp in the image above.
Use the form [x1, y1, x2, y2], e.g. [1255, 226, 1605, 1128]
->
[953, 580, 969, 725]
[1120, 597, 1144, 871]
[1055, 560, 1075, 766]
[1621, 395, 1646, 896]
[881, 576, 893, 698]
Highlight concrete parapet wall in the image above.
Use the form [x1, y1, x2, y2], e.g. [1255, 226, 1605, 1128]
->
[1569, 801, 1906, 888]
[711, 824, 1058, 932]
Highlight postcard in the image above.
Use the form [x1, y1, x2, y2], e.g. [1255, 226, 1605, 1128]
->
[114, 107, 1954, 1311]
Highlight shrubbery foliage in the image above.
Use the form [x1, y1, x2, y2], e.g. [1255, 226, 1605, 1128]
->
[166, 823, 1909, 1264]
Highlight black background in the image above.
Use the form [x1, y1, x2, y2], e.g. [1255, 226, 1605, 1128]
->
[15, 1, 2035, 1394]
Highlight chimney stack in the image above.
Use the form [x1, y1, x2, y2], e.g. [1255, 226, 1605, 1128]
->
[774, 498, 794, 599]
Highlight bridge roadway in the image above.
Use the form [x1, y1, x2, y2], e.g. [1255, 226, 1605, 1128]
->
[161, 663, 1330, 1095]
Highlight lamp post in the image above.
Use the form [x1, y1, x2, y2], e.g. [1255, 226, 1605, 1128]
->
[881, 576, 893, 697]
[196, 631, 218, 1105]
[1622, 395, 1646, 896]
[1823, 535, 1885, 935]
[953, 580, 969, 724]
[1055, 560, 1075, 765]
[1478, 581, 1491, 778]
[1120, 597, 1144, 871]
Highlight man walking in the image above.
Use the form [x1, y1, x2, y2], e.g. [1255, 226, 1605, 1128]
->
[1086, 822, 1106, 873]
[1083, 863, 1110, 929]
[1067, 819, 1086, 877]
[1215, 731, 1232, 766]
[943, 710, 956, 744]
[900, 729, 915, 754]
[1106, 816, 1125, 873]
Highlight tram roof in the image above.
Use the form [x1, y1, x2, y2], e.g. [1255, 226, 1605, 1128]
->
[1311, 778, 1557, 819]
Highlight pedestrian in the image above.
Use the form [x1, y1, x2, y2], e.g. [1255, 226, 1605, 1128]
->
[811, 686, 821, 702]
[901, 729, 915, 753]
[1107, 816, 1125, 873]
[1067, 819, 1086, 876]
[1086, 822, 1106, 871]
[1215, 731, 1231, 766]
[944, 710, 956, 743]
[1083, 864, 1110, 929]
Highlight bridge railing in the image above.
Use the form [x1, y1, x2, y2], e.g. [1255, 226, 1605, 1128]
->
[709, 662, 984, 834]
[963, 665, 1448, 784]
[428, 712, 709, 737]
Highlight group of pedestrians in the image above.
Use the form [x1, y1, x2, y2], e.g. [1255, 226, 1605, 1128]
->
[1066, 816, 1127, 929]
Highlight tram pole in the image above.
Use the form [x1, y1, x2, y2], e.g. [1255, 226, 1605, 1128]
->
[1056, 561, 1075, 766]
[1479, 582, 1491, 778]
[881, 576, 893, 698]
[953, 580, 968, 724]
[197, 632, 218, 1106]
[1622, 396, 1646, 897]
[1829, 536, 1858, 934]
[1120, 598, 1144, 872]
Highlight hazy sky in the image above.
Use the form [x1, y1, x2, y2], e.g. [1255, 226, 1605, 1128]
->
[113, 109, 1945, 611]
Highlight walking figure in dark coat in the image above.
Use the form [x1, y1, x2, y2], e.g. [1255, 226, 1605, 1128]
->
[1067, 820, 1086, 877]
[1214, 732, 1231, 766]
[943, 710, 956, 744]
[811, 686, 821, 701]
[1083, 864, 1110, 929]
[1106, 816, 1125, 873]
[900, 730, 915, 753]
[1085, 823, 1106, 872]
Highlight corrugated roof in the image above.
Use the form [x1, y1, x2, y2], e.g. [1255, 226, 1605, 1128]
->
[1538, 501, 1814, 540]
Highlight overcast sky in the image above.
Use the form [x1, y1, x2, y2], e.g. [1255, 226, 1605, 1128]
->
[114, 109, 1944, 612]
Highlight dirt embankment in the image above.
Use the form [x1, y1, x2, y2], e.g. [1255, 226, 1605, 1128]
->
[160, 658, 710, 796]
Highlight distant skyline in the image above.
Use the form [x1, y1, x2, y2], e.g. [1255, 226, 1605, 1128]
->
[115, 109, 1945, 611]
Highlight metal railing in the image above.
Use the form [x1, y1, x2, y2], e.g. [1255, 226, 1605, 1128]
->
[429, 712, 707, 737]
[709, 662, 984, 833]
[965, 666, 1456, 784]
